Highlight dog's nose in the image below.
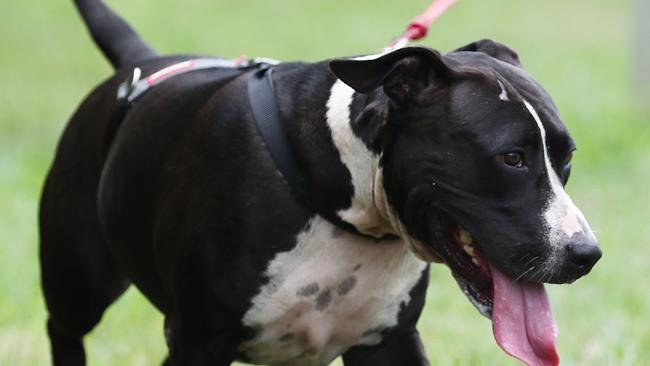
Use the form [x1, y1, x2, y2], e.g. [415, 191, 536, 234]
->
[566, 242, 602, 273]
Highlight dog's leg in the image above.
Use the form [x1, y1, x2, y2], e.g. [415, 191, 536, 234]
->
[342, 329, 430, 366]
[162, 257, 240, 366]
[343, 266, 431, 366]
[164, 311, 237, 366]
[40, 172, 130, 365]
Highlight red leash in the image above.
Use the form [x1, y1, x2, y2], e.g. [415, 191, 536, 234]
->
[385, 0, 457, 51]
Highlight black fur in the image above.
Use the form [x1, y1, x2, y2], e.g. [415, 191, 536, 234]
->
[74, 0, 157, 68]
[40, 1, 600, 365]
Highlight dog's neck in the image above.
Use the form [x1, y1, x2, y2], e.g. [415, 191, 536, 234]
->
[272, 62, 397, 239]
[325, 79, 396, 238]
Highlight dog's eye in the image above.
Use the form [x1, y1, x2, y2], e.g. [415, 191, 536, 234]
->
[502, 151, 525, 168]
[564, 151, 573, 166]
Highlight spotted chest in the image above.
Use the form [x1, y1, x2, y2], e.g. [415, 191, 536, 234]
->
[239, 217, 427, 366]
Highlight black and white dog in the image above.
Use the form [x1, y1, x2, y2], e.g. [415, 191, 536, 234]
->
[39, 0, 601, 365]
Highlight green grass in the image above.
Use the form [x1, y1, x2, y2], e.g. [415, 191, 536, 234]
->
[1, 0, 648, 365]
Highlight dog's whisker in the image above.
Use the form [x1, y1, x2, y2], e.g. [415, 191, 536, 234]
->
[518, 254, 532, 264]
[515, 265, 536, 282]
[527, 267, 539, 282]
[533, 267, 547, 283]
[523, 255, 540, 267]
[513, 252, 535, 264]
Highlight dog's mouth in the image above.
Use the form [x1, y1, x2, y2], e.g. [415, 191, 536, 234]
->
[411, 221, 561, 366]
[447, 225, 494, 317]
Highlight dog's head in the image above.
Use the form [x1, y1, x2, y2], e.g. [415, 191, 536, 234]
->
[331, 39, 601, 365]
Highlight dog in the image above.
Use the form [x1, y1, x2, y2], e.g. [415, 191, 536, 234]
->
[39, 0, 602, 365]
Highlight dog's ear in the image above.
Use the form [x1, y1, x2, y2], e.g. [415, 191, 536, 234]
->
[329, 47, 454, 106]
[453, 39, 522, 67]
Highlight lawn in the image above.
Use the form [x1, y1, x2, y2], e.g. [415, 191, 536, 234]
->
[1, 0, 648, 365]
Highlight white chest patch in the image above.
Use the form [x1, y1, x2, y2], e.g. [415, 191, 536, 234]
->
[239, 216, 426, 366]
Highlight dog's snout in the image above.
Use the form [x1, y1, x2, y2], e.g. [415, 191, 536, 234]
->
[538, 238, 602, 284]
[566, 241, 602, 273]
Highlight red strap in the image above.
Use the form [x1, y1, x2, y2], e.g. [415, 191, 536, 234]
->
[146, 60, 196, 85]
[405, 0, 457, 41]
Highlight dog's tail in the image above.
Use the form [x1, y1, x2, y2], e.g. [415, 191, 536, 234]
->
[73, 0, 157, 69]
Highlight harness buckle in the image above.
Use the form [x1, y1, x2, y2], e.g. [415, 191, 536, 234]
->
[116, 67, 142, 105]
[243, 57, 281, 68]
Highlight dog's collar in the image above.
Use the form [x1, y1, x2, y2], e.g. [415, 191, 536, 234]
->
[247, 67, 398, 242]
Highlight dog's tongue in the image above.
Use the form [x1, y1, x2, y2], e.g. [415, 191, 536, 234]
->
[490, 264, 560, 366]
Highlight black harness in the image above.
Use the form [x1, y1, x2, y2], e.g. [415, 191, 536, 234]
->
[117, 58, 396, 241]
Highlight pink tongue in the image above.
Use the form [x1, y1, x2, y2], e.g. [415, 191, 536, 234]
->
[490, 264, 560, 366]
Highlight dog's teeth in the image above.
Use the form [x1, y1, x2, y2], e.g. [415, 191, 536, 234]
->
[459, 228, 474, 244]
[463, 244, 475, 257]
[472, 257, 479, 266]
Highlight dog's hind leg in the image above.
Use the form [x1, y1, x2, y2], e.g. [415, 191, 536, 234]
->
[39, 168, 130, 365]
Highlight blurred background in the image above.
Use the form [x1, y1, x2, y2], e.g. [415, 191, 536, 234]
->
[0, 0, 648, 365]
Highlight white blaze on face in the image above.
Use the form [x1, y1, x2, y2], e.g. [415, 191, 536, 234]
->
[522, 100, 596, 245]
[497, 80, 510, 102]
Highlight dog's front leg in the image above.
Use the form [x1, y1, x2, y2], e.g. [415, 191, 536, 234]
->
[163, 253, 242, 366]
[164, 305, 238, 366]
[164, 301, 239, 366]
[342, 329, 430, 366]
[166, 338, 234, 366]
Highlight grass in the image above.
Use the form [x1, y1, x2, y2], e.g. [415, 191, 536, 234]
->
[1, 0, 648, 365]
